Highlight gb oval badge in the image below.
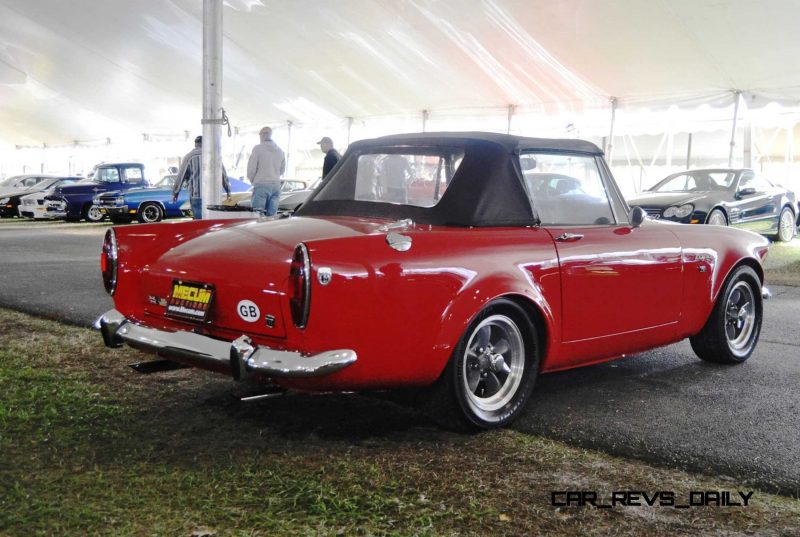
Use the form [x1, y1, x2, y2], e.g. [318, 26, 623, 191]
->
[237, 300, 260, 323]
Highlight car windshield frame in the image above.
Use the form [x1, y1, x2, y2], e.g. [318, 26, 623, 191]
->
[648, 170, 739, 193]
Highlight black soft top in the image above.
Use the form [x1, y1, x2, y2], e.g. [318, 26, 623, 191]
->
[296, 132, 604, 227]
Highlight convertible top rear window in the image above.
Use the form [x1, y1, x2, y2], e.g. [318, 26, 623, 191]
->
[314, 147, 464, 208]
[297, 132, 605, 227]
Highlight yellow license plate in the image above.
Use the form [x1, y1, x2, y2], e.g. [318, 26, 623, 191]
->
[166, 280, 215, 322]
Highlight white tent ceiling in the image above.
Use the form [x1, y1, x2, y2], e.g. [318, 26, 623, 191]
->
[1, 0, 799, 146]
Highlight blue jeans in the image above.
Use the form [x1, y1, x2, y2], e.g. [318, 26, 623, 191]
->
[252, 182, 281, 216]
[190, 197, 203, 220]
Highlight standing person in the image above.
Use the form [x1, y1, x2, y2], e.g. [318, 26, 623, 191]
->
[317, 136, 341, 178]
[172, 136, 231, 219]
[247, 126, 286, 216]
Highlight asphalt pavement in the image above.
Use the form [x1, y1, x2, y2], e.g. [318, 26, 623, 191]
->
[1, 220, 798, 495]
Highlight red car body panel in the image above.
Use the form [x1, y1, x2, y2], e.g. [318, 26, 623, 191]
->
[109, 211, 768, 390]
[103, 133, 770, 402]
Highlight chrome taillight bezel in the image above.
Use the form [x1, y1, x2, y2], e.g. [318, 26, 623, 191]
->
[101, 228, 118, 295]
[289, 243, 311, 328]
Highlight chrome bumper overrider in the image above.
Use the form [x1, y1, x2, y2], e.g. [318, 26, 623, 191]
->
[95, 309, 357, 380]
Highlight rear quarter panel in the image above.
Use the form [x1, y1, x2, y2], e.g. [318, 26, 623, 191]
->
[282, 227, 562, 390]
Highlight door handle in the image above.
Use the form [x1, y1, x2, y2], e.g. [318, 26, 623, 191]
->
[556, 232, 584, 242]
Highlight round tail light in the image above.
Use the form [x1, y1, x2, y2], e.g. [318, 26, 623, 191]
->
[101, 228, 118, 295]
[288, 243, 311, 328]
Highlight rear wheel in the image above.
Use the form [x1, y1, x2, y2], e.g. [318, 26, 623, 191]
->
[690, 265, 762, 364]
[424, 298, 540, 430]
[83, 204, 105, 222]
[775, 206, 795, 242]
[707, 209, 727, 226]
[137, 202, 164, 223]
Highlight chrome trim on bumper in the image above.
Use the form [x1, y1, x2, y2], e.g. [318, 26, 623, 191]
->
[95, 309, 357, 379]
[762, 286, 772, 300]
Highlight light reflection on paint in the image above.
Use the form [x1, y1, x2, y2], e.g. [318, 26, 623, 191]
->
[400, 266, 478, 292]
[558, 247, 683, 266]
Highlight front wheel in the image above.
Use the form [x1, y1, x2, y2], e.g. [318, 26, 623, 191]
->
[775, 206, 796, 242]
[137, 202, 164, 223]
[707, 209, 727, 227]
[690, 265, 762, 364]
[83, 204, 106, 223]
[425, 299, 540, 430]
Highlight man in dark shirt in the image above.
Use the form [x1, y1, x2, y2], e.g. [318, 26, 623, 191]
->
[172, 136, 230, 219]
[317, 137, 341, 178]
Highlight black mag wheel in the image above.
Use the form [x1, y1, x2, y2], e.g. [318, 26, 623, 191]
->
[776, 206, 795, 242]
[425, 298, 540, 430]
[690, 265, 762, 364]
[137, 202, 164, 223]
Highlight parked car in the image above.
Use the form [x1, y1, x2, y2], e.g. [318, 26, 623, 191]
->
[93, 174, 182, 224]
[3, 176, 82, 218]
[627, 168, 797, 241]
[0, 174, 60, 198]
[18, 177, 93, 219]
[45, 163, 148, 222]
[181, 180, 308, 217]
[93, 175, 250, 224]
[97, 132, 771, 430]
[278, 179, 321, 213]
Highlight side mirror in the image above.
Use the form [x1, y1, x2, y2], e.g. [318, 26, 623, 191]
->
[736, 187, 756, 199]
[629, 206, 646, 228]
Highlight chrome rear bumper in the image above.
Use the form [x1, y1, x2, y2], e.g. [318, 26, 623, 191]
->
[762, 286, 772, 300]
[95, 309, 357, 380]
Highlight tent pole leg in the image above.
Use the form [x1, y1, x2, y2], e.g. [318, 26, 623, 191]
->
[202, 0, 223, 212]
[728, 90, 741, 168]
[686, 132, 692, 170]
[606, 97, 617, 163]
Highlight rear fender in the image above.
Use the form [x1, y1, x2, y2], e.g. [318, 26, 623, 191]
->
[430, 272, 559, 379]
[112, 219, 246, 317]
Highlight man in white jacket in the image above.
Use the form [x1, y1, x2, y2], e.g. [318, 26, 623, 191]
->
[247, 127, 286, 216]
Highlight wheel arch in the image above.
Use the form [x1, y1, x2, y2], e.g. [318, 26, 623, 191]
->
[705, 205, 728, 224]
[431, 276, 557, 380]
[139, 200, 166, 212]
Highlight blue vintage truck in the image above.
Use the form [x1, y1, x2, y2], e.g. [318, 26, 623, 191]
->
[45, 162, 148, 222]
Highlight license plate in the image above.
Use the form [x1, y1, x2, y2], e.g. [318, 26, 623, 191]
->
[166, 280, 214, 322]
[100, 208, 107, 213]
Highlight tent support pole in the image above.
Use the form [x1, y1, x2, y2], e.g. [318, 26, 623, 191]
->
[607, 97, 617, 163]
[507, 104, 515, 134]
[201, 0, 223, 212]
[422, 110, 429, 133]
[686, 133, 693, 169]
[786, 121, 795, 186]
[743, 118, 752, 169]
[728, 90, 741, 167]
[286, 120, 293, 175]
[347, 117, 353, 145]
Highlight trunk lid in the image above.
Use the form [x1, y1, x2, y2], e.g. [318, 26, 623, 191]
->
[140, 216, 391, 338]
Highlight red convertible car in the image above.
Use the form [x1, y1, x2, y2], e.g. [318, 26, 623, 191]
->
[97, 133, 770, 429]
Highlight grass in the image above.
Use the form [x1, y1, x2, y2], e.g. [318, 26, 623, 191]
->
[764, 239, 800, 286]
[2, 309, 800, 536]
